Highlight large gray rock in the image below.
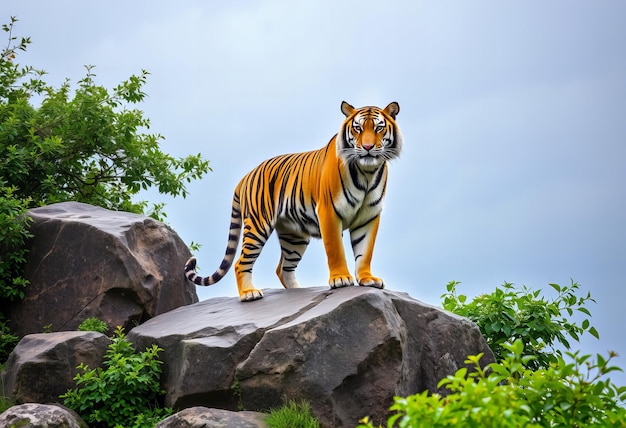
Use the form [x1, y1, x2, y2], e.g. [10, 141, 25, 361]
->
[9, 201, 198, 337]
[1, 331, 110, 404]
[128, 286, 494, 427]
[0, 403, 87, 428]
[156, 407, 268, 428]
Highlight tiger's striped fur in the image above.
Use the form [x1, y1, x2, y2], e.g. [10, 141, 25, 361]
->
[185, 101, 402, 301]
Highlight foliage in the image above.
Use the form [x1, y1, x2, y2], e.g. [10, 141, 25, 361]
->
[0, 395, 12, 415]
[231, 377, 244, 411]
[0, 314, 18, 362]
[1, 16, 211, 217]
[0, 184, 31, 302]
[359, 282, 625, 427]
[0, 184, 32, 359]
[359, 341, 626, 428]
[0, 362, 14, 414]
[0, 17, 210, 363]
[441, 280, 598, 369]
[265, 401, 320, 428]
[60, 326, 172, 427]
[77, 317, 109, 334]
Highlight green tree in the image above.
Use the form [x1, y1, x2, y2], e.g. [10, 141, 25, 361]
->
[0, 17, 211, 361]
[1, 17, 209, 215]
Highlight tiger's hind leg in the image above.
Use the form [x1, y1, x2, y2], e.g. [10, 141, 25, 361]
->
[275, 231, 310, 289]
[235, 219, 273, 301]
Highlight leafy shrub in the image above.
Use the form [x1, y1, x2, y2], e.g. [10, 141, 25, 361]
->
[0, 184, 31, 361]
[359, 341, 626, 428]
[441, 280, 598, 369]
[77, 317, 109, 334]
[60, 326, 172, 427]
[265, 400, 320, 428]
[0, 16, 210, 363]
[0, 317, 18, 362]
[0, 184, 31, 302]
[359, 281, 625, 427]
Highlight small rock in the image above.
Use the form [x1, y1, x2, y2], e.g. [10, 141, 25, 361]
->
[156, 406, 268, 428]
[0, 403, 87, 428]
[1, 331, 110, 404]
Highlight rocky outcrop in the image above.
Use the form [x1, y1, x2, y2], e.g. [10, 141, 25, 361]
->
[0, 202, 497, 426]
[8, 202, 198, 337]
[1, 331, 110, 404]
[129, 286, 494, 427]
[0, 403, 88, 428]
[156, 407, 268, 428]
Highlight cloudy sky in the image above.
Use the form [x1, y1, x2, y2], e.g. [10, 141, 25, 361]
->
[5, 2, 625, 384]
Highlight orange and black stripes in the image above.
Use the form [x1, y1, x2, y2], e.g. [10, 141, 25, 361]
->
[185, 101, 402, 301]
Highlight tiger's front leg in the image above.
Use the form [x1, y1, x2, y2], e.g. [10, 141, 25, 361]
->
[350, 215, 384, 289]
[318, 204, 354, 289]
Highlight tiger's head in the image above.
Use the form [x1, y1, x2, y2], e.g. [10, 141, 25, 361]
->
[337, 101, 402, 169]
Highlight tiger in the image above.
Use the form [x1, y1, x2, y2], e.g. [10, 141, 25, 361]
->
[184, 101, 402, 301]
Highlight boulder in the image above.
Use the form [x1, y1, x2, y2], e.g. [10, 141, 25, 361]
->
[156, 407, 268, 428]
[1, 331, 110, 404]
[8, 201, 198, 337]
[0, 403, 87, 428]
[128, 286, 494, 427]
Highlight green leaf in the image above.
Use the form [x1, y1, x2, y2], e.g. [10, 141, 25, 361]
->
[548, 283, 561, 293]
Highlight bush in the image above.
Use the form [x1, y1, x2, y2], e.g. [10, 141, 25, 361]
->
[60, 326, 172, 427]
[0, 316, 18, 362]
[359, 282, 625, 428]
[0, 184, 31, 303]
[265, 400, 320, 428]
[441, 280, 598, 369]
[77, 317, 109, 334]
[0, 16, 211, 364]
[359, 341, 626, 428]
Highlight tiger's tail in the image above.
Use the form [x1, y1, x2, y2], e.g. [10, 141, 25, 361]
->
[184, 192, 242, 286]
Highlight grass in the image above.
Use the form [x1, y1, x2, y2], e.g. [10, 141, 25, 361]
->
[265, 400, 320, 428]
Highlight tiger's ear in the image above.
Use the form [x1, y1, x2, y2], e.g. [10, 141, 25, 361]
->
[384, 102, 400, 119]
[341, 101, 356, 117]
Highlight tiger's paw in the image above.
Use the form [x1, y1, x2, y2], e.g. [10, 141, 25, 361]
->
[240, 288, 264, 302]
[358, 276, 385, 289]
[329, 275, 355, 289]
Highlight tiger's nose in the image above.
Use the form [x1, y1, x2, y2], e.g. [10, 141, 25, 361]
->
[362, 143, 374, 151]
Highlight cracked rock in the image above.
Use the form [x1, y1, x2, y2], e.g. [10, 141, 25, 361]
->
[128, 286, 494, 427]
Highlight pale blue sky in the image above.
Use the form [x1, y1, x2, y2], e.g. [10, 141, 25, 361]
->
[5, 1, 625, 385]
